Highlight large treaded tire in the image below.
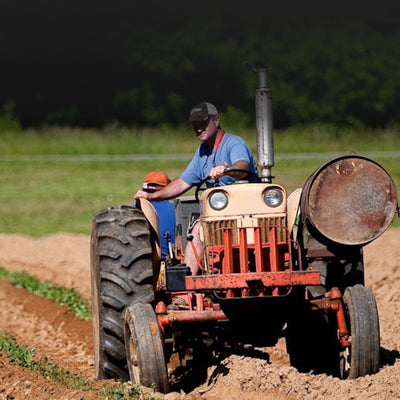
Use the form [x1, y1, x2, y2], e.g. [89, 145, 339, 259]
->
[91, 205, 155, 380]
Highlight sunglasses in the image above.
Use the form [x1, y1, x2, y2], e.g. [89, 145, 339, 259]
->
[192, 118, 210, 131]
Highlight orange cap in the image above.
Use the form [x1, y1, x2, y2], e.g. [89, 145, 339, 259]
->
[142, 171, 171, 190]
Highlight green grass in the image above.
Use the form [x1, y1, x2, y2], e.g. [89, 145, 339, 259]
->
[1, 124, 400, 155]
[273, 124, 400, 153]
[0, 331, 159, 399]
[0, 125, 199, 155]
[0, 159, 187, 235]
[0, 265, 160, 398]
[0, 267, 90, 319]
[0, 125, 399, 236]
[0, 332, 92, 390]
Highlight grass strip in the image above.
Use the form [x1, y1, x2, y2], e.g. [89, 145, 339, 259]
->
[0, 266, 90, 320]
[0, 331, 92, 390]
[1, 126, 399, 236]
[0, 331, 159, 400]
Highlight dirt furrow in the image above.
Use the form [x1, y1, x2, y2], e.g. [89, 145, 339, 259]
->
[0, 230, 399, 400]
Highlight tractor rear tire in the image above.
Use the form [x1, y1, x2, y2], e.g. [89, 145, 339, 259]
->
[340, 284, 380, 379]
[91, 206, 155, 381]
[124, 303, 170, 393]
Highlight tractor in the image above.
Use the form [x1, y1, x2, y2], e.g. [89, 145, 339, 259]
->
[90, 64, 398, 393]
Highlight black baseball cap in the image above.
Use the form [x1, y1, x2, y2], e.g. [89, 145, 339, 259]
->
[189, 102, 218, 122]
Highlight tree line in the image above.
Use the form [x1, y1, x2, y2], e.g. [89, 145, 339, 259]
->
[2, 0, 400, 129]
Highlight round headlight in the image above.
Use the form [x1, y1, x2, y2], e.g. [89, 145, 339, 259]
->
[209, 190, 229, 210]
[263, 188, 284, 208]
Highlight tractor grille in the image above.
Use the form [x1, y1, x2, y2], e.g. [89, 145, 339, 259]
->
[257, 216, 287, 242]
[203, 216, 286, 246]
[189, 215, 314, 299]
[203, 219, 238, 245]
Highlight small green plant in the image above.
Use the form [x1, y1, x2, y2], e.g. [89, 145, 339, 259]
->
[0, 331, 160, 399]
[99, 383, 158, 400]
[0, 267, 91, 320]
[0, 331, 92, 389]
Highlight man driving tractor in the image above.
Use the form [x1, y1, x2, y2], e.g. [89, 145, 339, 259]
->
[134, 101, 257, 274]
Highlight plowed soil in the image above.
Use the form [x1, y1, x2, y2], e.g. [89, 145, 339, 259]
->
[0, 229, 400, 400]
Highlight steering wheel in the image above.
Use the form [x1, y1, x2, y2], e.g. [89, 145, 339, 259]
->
[194, 168, 261, 202]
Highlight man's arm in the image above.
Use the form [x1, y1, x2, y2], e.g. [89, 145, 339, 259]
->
[134, 177, 191, 201]
[209, 160, 250, 180]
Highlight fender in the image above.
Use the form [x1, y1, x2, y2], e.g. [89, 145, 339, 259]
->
[136, 198, 161, 276]
[287, 187, 302, 234]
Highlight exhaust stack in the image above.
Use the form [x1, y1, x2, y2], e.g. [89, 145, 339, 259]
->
[248, 62, 275, 183]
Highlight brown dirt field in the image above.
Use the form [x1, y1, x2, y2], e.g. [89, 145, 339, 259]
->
[0, 229, 400, 399]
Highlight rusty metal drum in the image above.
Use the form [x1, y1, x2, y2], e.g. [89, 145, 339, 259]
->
[300, 155, 398, 246]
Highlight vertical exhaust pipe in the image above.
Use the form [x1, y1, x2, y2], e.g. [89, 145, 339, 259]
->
[246, 62, 275, 182]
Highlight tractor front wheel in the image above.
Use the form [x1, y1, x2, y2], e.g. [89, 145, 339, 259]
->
[340, 284, 380, 379]
[124, 303, 170, 393]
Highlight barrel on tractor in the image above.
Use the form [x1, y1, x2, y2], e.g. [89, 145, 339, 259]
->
[90, 64, 398, 393]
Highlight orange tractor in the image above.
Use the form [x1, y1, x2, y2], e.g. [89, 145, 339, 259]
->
[91, 64, 398, 393]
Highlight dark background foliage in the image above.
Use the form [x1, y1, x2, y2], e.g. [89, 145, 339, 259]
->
[2, 0, 400, 128]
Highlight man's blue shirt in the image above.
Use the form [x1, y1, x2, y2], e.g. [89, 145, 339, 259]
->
[180, 132, 257, 186]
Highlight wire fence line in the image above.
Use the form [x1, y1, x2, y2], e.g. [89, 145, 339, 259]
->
[1, 151, 399, 163]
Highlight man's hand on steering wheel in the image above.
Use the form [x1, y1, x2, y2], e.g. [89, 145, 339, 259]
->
[209, 164, 227, 179]
[194, 168, 261, 202]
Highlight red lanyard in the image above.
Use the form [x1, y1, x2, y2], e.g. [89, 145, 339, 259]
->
[213, 131, 225, 161]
